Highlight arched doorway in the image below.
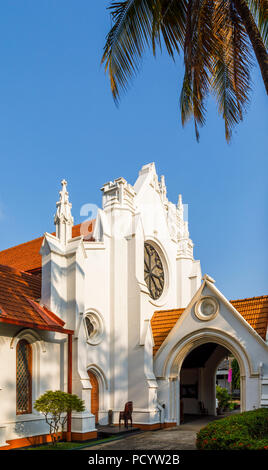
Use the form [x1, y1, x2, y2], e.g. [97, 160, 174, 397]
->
[179, 342, 240, 422]
[160, 329, 252, 425]
[88, 370, 99, 424]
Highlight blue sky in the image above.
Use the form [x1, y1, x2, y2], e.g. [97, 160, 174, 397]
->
[0, 1, 267, 300]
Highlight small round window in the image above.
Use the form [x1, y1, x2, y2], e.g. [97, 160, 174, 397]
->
[194, 296, 219, 321]
[144, 242, 165, 300]
[84, 311, 104, 345]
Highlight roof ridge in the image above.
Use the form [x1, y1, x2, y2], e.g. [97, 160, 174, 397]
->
[0, 222, 84, 256]
[0, 235, 44, 255]
[0, 263, 40, 279]
[231, 295, 268, 302]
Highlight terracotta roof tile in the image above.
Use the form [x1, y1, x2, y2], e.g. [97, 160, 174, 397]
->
[0, 236, 44, 273]
[151, 296, 268, 356]
[0, 264, 71, 333]
[151, 308, 185, 355]
[0, 220, 95, 273]
[230, 296, 268, 341]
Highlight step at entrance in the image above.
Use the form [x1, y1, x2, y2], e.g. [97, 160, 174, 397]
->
[97, 425, 141, 439]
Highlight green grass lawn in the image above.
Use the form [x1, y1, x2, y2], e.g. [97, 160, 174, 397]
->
[25, 434, 127, 450]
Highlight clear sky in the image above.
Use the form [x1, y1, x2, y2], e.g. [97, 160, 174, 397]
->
[0, 1, 267, 300]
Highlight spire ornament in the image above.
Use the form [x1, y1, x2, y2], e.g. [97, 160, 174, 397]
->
[159, 175, 168, 205]
[176, 194, 193, 259]
[54, 179, 74, 244]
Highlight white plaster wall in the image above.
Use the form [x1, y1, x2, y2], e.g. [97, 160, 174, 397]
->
[38, 164, 204, 429]
[0, 325, 66, 443]
[154, 281, 268, 416]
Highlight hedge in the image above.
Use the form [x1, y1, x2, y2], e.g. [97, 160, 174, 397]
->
[196, 408, 268, 450]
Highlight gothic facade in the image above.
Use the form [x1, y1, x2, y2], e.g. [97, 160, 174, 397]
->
[0, 163, 267, 449]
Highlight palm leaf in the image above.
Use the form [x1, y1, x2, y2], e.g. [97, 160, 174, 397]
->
[212, 0, 252, 141]
[246, 0, 268, 47]
[180, 0, 215, 140]
[158, 0, 187, 55]
[101, 1, 159, 102]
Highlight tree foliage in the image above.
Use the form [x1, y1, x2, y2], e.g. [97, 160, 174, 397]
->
[102, 0, 268, 141]
[231, 358, 240, 390]
[34, 391, 85, 445]
[216, 385, 231, 410]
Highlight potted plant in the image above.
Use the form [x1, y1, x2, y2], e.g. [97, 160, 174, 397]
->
[216, 386, 230, 414]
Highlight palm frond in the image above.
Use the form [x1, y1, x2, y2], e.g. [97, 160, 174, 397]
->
[246, 0, 268, 47]
[157, 0, 187, 56]
[212, 0, 252, 141]
[102, 0, 159, 102]
[180, 0, 215, 140]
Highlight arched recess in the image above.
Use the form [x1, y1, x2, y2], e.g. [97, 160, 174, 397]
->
[164, 329, 252, 379]
[88, 370, 99, 424]
[161, 329, 256, 424]
[10, 329, 46, 412]
[10, 329, 46, 353]
[87, 364, 108, 425]
[16, 339, 32, 415]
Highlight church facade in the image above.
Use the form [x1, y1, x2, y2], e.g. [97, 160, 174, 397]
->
[0, 162, 267, 449]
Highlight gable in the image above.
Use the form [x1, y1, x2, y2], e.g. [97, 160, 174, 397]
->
[151, 295, 268, 355]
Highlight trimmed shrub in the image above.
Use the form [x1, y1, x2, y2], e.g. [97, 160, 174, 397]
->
[34, 390, 85, 445]
[196, 408, 268, 450]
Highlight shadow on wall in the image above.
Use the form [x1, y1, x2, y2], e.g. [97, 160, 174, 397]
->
[1, 251, 153, 437]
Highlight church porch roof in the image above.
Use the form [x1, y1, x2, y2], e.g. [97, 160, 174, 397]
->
[0, 264, 73, 334]
[151, 295, 268, 355]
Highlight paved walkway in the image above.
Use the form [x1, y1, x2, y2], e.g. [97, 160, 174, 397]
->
[81, 414, 235, 451]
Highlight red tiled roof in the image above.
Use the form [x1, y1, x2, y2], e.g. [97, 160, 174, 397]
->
[0, 264, 72, 333]
[151, 296, 268, 355]
[0, 221, 95, 273]
[0, 236, 44, 273]
[230, 296, 268, 341]
[151, 308, 185, 356]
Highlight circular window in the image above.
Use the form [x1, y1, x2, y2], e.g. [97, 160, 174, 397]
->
[84, 311, 104, 345]
[144, 242, 165, 300]
[194, 296, 219, 321]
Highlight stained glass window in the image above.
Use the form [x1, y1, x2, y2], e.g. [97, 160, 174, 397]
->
[144, 243, 165, 300]
[16, 339, 32, 415]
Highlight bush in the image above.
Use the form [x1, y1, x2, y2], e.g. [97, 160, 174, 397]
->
[228, 402, 235, 411]
[216, 385, 231, 411]
[34, 390, 85, 445]
[196, 408, 268, 450]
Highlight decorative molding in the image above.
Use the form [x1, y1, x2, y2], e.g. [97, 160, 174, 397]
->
[10, 329, 46, 352]
[101, 177, 136, 213]
[83, 310, 105, 345]
[194, 296, 219, 321]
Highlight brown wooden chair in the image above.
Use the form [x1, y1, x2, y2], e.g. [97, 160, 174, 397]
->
[119, 401, 133, 429]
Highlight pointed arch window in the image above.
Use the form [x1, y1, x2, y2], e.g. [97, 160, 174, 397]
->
[16, 339, 32, 414]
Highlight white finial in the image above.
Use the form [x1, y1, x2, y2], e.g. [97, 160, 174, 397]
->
[159, 175, 167, 203]
[54, 179, 74, 244]
[177, 194, 184, 219]
[176, 193, 193, 259]
[202, 274, 216, 284]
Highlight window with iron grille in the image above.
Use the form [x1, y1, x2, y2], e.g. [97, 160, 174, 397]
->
[16, 339, 32, 414]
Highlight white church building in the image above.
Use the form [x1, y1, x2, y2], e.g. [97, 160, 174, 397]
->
[0, 162, 267, 449]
